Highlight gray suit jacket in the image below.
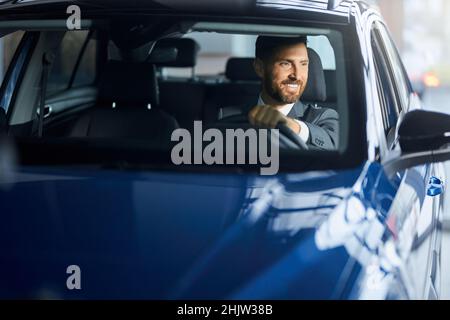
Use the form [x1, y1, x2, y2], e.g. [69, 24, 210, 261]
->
[286, 101, 339, 150]
[220, 100, 339, 150]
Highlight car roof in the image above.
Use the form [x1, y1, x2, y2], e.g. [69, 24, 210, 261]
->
[0, 0, 353, 10]
[257, 0, 352, 15]
[0, 0, 370, 23]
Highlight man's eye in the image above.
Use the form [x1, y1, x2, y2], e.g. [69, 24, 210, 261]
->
[279, 62, 290, 67]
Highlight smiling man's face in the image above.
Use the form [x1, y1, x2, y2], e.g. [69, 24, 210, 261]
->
[255, 42, 309, 105]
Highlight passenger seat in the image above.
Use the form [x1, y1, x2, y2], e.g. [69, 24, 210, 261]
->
[156, 38, 205, 130]
[70, 60, 179, 145]
[203, 57, 260, 123]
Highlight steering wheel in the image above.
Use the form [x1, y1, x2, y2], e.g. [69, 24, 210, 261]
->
[217, 114, 309, 150]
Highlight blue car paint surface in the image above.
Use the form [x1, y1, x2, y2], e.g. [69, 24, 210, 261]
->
[0, 160, 423, 299]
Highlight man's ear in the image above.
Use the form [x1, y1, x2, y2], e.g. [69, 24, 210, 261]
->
[253, 58, 264, 78]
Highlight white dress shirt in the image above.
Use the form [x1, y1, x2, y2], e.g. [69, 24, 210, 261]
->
[257, 96, 310, 143]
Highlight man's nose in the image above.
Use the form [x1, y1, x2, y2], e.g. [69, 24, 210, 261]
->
[289, 65, 302, 80]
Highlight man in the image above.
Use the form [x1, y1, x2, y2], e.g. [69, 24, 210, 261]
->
[249, 36, 338, 150]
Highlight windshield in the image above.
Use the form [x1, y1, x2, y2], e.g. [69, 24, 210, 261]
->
[1, 17, 362, 175]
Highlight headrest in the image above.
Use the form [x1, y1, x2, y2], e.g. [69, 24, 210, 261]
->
[97, 60, 159, 107]
[324, 70, 337, 102]
[302, 48, 327, 102]
[153, 38, 200, 67]
[225, 57, 260, 81]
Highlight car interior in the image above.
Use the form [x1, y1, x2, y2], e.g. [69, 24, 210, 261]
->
[0, 18, 352, 170]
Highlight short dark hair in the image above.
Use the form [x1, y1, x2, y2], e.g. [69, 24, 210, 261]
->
[255, 35, 308, 61]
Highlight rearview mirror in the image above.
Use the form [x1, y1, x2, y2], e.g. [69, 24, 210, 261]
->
[147, 47, 178, 64]
[398, 110, 450, 153]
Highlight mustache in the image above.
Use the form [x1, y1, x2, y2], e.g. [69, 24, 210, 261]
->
[281, 80, 303, 86]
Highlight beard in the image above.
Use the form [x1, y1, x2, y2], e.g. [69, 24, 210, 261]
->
[263, 70, 305, 104]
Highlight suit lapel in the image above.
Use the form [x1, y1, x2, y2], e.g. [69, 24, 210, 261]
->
[287, 100, 307, 119]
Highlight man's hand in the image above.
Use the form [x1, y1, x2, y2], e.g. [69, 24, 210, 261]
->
[248, 105, 301, 134]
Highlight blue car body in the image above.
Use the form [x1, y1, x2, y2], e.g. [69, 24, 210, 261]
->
[0, 158, 444, 299]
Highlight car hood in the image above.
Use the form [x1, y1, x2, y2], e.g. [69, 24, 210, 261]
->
[0, 165, 365, 299]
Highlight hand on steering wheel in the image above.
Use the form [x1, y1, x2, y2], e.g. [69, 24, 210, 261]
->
[219, 113, 309, 150]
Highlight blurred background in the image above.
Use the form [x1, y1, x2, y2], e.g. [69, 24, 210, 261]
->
[374, 0, 450, 113]
[1, 0, 450, 112]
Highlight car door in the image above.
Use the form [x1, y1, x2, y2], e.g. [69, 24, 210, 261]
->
[42, 30, 100, 136]
[371, 20, 446, 299]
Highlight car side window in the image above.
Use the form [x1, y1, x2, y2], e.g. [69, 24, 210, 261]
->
[371, 29, 399, 138]
[1, 31, 25, 112]
[307, 35, 336, 71]
[0, 31, 25, 86]
[72, 32, 97, 88]
[373, 22, 412, 113]
[47, 30, 96, 95]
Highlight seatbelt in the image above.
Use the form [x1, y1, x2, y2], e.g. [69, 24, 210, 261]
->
[0, 107, 7, 135]
[37, 52, 54, 137]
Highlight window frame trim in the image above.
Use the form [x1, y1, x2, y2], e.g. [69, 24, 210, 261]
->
[373, 21, 413, 113]
[371, 27, 400, 136]
[1, 31, 39, 119]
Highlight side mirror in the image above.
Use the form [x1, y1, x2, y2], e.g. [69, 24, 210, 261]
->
[398, 110, 450, 153]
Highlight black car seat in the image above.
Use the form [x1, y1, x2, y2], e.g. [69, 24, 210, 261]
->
[302, 47, 327, 104]
[156, 38, 206, 130]
[203, 57, 261, 124]
[70, 60, 179, 145]
[323, 69, 338, 109]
